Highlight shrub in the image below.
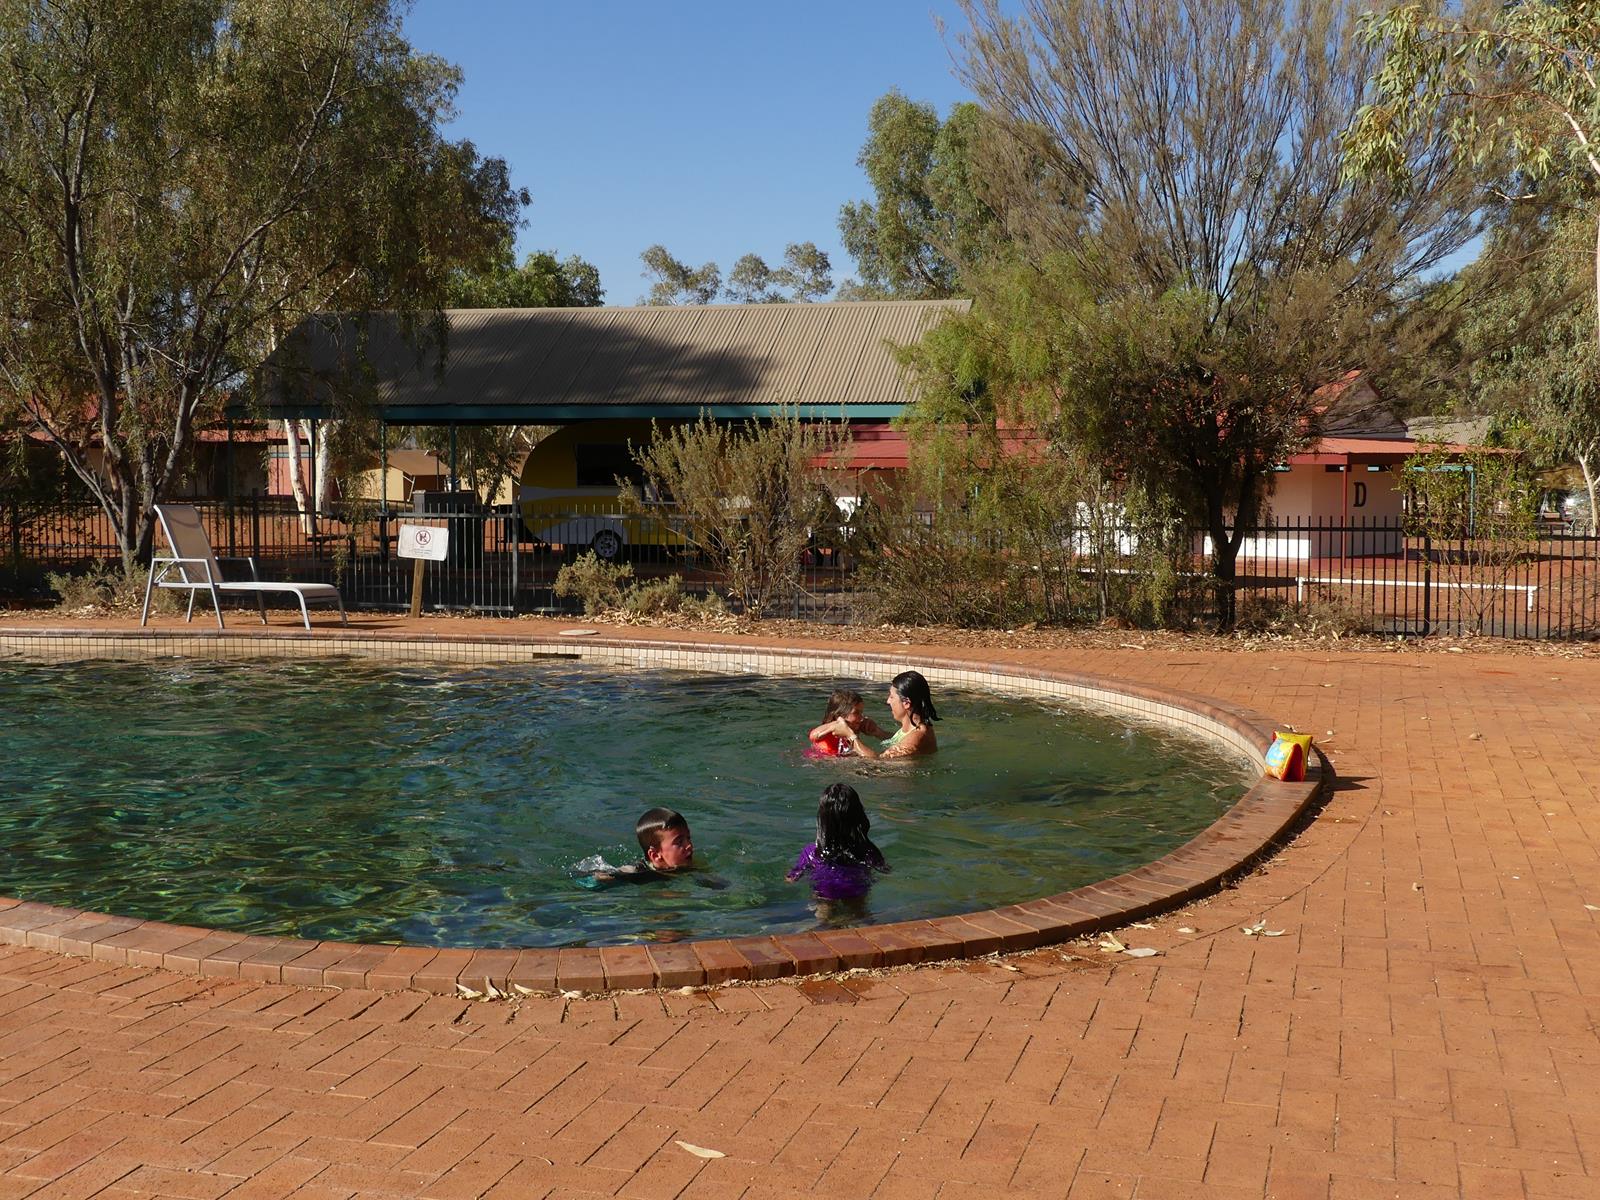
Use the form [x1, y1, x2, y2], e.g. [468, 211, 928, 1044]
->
[623, 576, 684, 617]
[624, 411, 840, 616]
[1235, 590, 1370, 639]
[850, 431, 1185, 629]
[554, 553, 727, 621]
[553, 552, 634, 614]
[47, 561, 178, 615]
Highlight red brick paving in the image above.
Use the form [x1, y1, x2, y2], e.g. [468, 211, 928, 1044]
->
[0, 617, 1596, 1197]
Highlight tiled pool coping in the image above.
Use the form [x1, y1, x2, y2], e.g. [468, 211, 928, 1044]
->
[0, 626, 1325, 992]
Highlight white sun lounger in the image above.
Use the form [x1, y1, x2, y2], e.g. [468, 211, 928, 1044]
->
[140, 503, 347, 630]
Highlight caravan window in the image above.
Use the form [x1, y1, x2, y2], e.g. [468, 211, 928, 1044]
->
[575, 443, 645, 488]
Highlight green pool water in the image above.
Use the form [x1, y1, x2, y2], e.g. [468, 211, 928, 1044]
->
[0, 658, 1251, 947]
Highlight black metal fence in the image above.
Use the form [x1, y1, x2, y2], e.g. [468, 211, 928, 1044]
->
[5, 499, 1599, 638]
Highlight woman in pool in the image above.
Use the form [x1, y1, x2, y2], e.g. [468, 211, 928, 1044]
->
[818, 669, 938, 760]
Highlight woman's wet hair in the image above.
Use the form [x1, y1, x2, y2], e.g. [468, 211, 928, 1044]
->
[890, 670, 939, 725]
[815, 782, 881, 865]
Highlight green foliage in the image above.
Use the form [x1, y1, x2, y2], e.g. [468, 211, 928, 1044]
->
[447, 240, 604, 308]
[639, 245, 723, 305]
[851, 424, 1186, 629]
[624, 413, 839, 616]
[0, 0, 526, 572]
[1346, 2, 1600, 483]
[642, 242, 833, 305]
[725, 243, 834, 303]
[47, 562, 177, 615]
[837, 93, 999, 298]
[899, 255, 1333, 592]
[1404, 448, 1537, 542]
[1404, 446, 1538, 633]
[1347, 2, 1600, 189]
[552, 553, 725, 620]
[924, 0, 1479, 627]
[1450, 196, 1600, 520]
[553, 553, 635, 615]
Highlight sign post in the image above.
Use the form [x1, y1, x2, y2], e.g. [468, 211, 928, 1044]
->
[397, 524, 449, 619]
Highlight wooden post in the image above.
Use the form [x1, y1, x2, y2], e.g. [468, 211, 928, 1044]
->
[409, 556, 425, 619]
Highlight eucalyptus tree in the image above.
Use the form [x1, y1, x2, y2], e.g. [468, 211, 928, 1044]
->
[1347, 1, 1600, 344]
[725, 243, 833, 304]
[641, 242, 832, 305]
[0, 0, 525, 570]
[936, 0, 1479, 627]
[1456, 203, 1600, 520]
[639, 246, 722, 306]
[447, 242, 603, 309]
[1345, 1, 1600, 508]
[837, 92, 1000, 299]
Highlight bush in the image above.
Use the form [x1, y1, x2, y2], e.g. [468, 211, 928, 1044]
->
[1235, 591, 1369, 639]
[554, 552, 727, 620]
[624, 411, 839, 616]
[850, 433, 1185, 629]
[552, 553, 634, 615]
[47, 561, 178, 615]
[623, 576, 684, 617]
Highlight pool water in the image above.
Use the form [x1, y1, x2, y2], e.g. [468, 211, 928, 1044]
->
[1, 659, 1251, 947]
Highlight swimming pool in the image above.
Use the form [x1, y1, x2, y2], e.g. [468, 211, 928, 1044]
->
[4, 658, 1252, 947]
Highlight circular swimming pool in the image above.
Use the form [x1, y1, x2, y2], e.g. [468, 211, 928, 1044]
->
[4, 658, 1252, 947]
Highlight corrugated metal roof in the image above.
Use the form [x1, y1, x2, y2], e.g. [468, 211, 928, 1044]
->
[255, 300, 970, 422]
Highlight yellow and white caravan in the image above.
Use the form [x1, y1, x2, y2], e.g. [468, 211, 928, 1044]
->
[517, 421, 686, 561]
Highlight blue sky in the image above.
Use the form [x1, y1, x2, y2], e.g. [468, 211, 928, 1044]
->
[402, 2, 973, 305]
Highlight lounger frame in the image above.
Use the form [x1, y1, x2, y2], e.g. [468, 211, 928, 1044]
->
[140, 505, 348, 631]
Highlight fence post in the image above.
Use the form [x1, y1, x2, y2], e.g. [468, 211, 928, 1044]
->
[509, 514, 519, 613]
[251, 493, 261, 562]
[1421, 530, 1432, 636]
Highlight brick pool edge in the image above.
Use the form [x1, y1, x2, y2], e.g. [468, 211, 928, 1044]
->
[0, 626, 1326, 993]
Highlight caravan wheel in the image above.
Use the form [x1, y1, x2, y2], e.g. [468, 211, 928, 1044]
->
[590, 529, 624, 562]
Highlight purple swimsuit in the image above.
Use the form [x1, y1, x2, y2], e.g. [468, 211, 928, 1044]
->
[786, 843, 887, 900]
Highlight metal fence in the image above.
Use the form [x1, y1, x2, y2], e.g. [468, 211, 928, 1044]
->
[5, 499, 1599, 638]
[0, 497, 857, 620]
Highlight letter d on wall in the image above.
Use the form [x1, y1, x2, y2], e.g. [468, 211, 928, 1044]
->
[1353, 481, 1367, 508]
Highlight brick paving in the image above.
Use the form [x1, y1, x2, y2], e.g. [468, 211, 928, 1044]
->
[1, 619, 1596, 1197]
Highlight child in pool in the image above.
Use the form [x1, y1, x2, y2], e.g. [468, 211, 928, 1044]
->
[588, 807, 696, 884]
[807, 688, 889, 757]
[786, 782, 889, 900]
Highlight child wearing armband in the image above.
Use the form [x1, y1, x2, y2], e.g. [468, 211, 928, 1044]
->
[807, 688, 888, 757]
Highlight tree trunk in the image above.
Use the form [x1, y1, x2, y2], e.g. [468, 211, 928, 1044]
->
[283, 419, 317, 536]
[313, 421, 337, 513]
[1206, 496, 1239, 633]
[1578, 443, 1599, 535]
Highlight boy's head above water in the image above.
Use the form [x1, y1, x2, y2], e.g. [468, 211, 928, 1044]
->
[636, 807, 693, 872]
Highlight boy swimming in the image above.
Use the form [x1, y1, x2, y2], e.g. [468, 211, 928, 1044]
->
[586, 807, 695, 884]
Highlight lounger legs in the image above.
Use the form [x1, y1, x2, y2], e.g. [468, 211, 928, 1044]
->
[140, 567, 155, 627]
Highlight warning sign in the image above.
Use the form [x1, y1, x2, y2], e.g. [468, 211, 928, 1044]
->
[397, 524, 449, 561]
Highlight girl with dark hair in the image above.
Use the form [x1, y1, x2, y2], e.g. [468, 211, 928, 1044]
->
[807, 687, 890, 756]
[818, 669, 939, 759]
[785, 783, 888, 900]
